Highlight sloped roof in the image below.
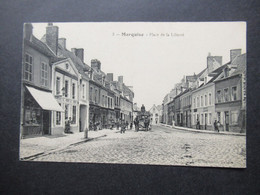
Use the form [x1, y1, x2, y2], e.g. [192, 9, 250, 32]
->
[25, 35, 56, 58]
[57, 44, 90, 79]
[230, 53, 246, 76]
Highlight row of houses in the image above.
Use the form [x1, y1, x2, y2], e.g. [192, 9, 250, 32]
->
[20, 23, 134, 138]
[162, 49, 246, 133]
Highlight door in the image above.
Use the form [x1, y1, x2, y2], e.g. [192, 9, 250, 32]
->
[224, 111, 229, 131]
[42, 110, 50, 135]
[205, 113, 207, 130]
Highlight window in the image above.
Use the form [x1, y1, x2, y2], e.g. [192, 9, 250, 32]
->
[197, 96, 199, 107]
[71, 106, 76, 124]
[24, 109, 40, 125]
[209, 113, 212, 125]
[216, 90, 222, 103]
[24, 53, 33, 81]
[41, 62, 48, 87]
[224, 88, 229, 102]
[231, 111, 239, 125]
[56, 77, 60, 95]
[231, 86, 237, 101]
[56, 111, 61, 125]
[224, 68, 229, 78]
[95, 89, 97, 103]
[64, 80, 68, 97]
[72, 83, 75, 99]
[65, 104, 69, 120]
[201, 96, 204, 107]
[209, 93, 212, 105]
[90, 87, 93, 101]
[82, 84, 85, 99]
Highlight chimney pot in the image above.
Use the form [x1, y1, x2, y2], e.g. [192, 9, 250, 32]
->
[24, 23, 33, 40]
[230, 49, 242, 62]
[71, 48, 84, 62]
[46, 24, 59, 55]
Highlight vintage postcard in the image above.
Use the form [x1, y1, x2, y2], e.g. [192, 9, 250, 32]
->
[19, 22, 246, 168]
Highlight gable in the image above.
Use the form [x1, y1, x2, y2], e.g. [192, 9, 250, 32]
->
[54, 59, 79, 78]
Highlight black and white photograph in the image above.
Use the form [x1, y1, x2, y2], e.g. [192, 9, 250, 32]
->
[19, 22, 246, 168]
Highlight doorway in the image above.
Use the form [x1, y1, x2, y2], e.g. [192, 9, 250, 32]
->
[224, 111, 229, 131]
[42, 110, 50, 135]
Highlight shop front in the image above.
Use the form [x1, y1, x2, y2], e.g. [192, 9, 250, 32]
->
[22, 86, 64, 137]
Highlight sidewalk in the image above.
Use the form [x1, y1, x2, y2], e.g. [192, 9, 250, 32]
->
[20, 129, 120, 160]
[160, 123, 246, 136]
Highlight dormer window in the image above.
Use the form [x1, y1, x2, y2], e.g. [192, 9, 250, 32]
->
[224, 67, 229, 78]
[65, 63, 69, 70]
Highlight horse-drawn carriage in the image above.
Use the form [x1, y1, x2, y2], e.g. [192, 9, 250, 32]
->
[134, 104, 151, 131]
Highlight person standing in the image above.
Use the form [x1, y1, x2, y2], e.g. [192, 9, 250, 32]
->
[214, 120, 218, 132]
[217, 121, 220, 132]
[196, 118, 200, 129]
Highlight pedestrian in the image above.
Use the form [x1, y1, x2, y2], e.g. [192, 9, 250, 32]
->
[134, 117, 139, 131]
[214, 120, 218, 132]
[196, 119, 200, 129]
[126, 121, 129, 130]
[121, 120, 126, 134]
[217, 121, 220, 132]
[130, 122, 133, 130]
[65, 117, 72, 134]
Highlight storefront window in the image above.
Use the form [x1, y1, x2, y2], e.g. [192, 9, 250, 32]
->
[24, 108, 40, 125]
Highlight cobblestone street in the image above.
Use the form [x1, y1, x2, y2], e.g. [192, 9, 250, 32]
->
[33, 125, 246, 168]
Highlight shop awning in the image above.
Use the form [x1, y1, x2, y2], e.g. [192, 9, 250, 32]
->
[26, 86, 64, 112]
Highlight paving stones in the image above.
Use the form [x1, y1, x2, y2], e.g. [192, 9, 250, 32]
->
[32, 125, 246, 168]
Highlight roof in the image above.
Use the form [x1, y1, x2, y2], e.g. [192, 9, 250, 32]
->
[25, 35, 57, 58]
[57, 44, 90, 79]
[230, 53, 246, 76]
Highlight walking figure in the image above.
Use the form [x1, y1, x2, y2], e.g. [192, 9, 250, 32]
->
[196, 119, 200, 129]
[121, 120, 126, 134]
[214, 120, 219, 132]
[217, 121, 220, 132]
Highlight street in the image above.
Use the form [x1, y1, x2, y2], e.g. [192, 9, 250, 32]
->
[33, 125, 246, 168]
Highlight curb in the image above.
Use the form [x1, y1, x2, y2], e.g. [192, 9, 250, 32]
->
[160, 124, 246, 136]
[21, 134, 108, 161]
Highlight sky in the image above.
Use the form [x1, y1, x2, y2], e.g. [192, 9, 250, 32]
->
[31, 22, 246, 110]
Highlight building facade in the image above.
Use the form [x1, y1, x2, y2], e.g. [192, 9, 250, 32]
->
[214, 53, 246, 133]
[21, 23, 63, 137]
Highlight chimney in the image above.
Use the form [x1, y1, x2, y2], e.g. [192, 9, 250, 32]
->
[118, 76, 123, 83]
[71, 48, 84, 62]
[91, 59, 101, 71]
[230, 49, 242, 62]
[207, 56, 222, 73]
[46, 23, 59, 55]
[58, 38, 66, 49]
[107, 73, 114, 81]
[24, 23, 33, 40]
